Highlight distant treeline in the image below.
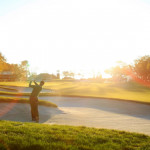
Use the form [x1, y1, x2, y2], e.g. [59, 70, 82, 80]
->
[105, 55, 150, 83]
[1, 51, 150, 83]
[0, 52, 29, 81]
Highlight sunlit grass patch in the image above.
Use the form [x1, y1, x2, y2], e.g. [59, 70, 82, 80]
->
[0, 96, 57, 108]
[1, 81, 150, 104]
[45, 81, 150, 103]
[0, 85, 18, 91]
[0, 120, 150, 150]
[0, 82, 28, 87]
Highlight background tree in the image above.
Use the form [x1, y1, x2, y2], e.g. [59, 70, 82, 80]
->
[95, 72, 102, 81]
[131, 55, 150, 81]
[0, 52, 6, 63]
[63, 71, 70, 78]
[28, 72, 37, 81]
[56, 70, 60, 79]
[63, 71, 75, 79]
[0, 52, 7, 72]
[9, 61, 29, 81]
[20, 60, 29, 81]
[9, 64, 22, 81]
[0, 52, 30, 81]
[70, 72, 75, 78]
[105, 61, 129, 82]
[35, 73, 58, 81]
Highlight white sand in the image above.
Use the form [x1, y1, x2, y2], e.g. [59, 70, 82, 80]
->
[0, 96, 150, 136]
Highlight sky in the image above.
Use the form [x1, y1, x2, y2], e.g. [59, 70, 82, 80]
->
[0, 0, 150, 78]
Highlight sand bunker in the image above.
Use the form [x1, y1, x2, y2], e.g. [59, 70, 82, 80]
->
[0, 96, 150, 136]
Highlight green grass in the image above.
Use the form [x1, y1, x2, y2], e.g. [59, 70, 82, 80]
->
[0, 120, 150, 150]
[0, 82, 150, 150]
[0, 82, 28, 87]
[0, 86, 18, 91]
[1, 81, 150, 104]
[0, 96, 57, 108]
[44, 81, 150, 103]
[0, 121, 150, 150]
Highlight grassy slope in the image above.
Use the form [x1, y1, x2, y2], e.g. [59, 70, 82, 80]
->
[0, 96, 57, 108]
[0, 86, 18, 91]
[0, 82, 28, 87]
[0, 82, 150, 150]
[0, 120, 150, 150]
[45, 81, 150, 102]
[1, 81, 150, 103]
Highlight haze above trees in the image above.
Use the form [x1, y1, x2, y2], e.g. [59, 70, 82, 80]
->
[0, 51, 150, 82]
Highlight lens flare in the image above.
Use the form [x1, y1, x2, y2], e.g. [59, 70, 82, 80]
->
[0, 93, 24, 118]
[125, 69, 150, 87]
[0, 100, 17, 118]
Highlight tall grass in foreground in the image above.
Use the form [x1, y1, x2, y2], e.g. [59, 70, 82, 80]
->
[0, 121, 150, 150]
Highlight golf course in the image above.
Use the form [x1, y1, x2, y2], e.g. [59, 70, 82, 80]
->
[0, 81, 150, 150]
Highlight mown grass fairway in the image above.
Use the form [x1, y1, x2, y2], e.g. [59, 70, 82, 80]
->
[0, 120, 150, 150]
[0, 82, 28, 87]
[0, 96, 57, 108]
[1, 81, 150, 104]
[0, 86, 18, 91]
[45, 81, 150, 103]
